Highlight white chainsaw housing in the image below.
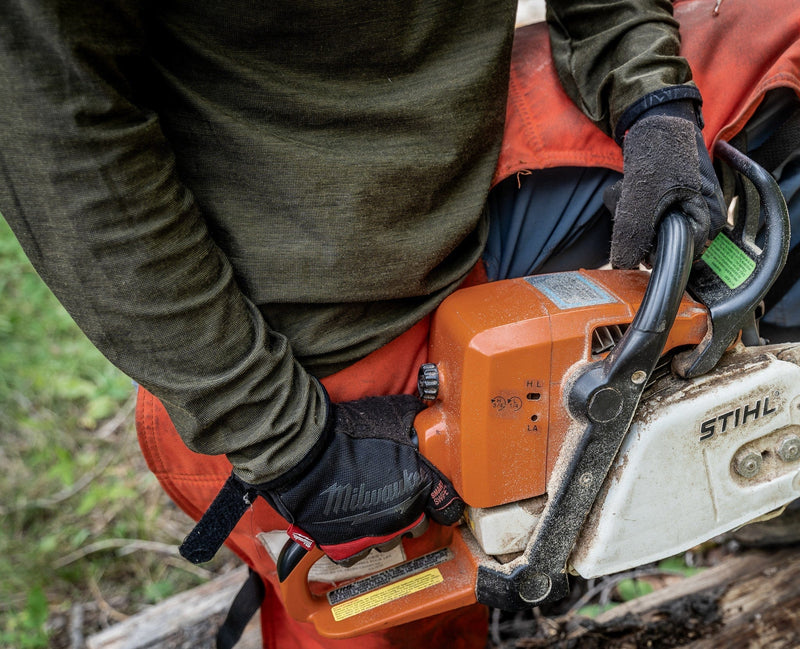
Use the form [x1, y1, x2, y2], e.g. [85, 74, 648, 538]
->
[467, 343, 800, 577]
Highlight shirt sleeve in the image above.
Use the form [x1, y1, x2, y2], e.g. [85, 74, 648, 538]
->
[545, 0, 697, 140]
[0, 0, 326, 483]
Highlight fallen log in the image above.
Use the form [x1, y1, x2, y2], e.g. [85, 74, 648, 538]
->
[86, 547, 800, 649]
[85, 566, 260, 649]
[516, 548, 800, 648]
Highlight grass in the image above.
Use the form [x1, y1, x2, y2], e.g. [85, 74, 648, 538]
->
[0, 215, 233, 647]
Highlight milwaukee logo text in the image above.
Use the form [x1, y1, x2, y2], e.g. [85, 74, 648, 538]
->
[321, 470, 422, 517]
[699, 396, 777, 441]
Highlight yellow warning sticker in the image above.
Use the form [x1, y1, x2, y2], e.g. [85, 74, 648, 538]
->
[330, 568, 443, 621]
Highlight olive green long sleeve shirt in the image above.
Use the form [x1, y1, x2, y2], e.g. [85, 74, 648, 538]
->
[0, 0, 693, 482]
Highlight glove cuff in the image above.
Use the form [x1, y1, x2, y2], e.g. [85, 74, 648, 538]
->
[615, 85, 703, 145]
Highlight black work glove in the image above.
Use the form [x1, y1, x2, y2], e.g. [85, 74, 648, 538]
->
[605, 99, 727, 269]
[180, 393, 465, 565]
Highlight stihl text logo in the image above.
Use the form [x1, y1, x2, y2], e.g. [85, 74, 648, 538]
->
[699, 396, 777, 441]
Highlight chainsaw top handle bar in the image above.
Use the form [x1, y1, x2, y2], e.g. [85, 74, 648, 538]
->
[476, 208, 695, 609]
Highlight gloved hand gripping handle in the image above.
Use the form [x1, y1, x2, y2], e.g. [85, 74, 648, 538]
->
[179, 394, 463, 570]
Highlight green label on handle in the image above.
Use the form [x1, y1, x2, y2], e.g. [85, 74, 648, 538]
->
[701, 233, 756, 289]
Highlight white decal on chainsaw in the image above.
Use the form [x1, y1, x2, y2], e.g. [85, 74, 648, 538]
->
[525, 272, 617, 309]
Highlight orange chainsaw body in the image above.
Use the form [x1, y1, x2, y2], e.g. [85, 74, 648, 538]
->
[279, 269, 709, 638]
[416, 269, 708, 508]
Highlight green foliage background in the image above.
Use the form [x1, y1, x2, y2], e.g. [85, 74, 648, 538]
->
[0, 215, 221, 647]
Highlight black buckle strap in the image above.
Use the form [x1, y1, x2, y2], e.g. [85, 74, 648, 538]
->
[216, 569, 265, 649]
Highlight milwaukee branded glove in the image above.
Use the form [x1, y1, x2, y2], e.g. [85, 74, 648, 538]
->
[180, 393, 465, 565]
[605, 99, 727, 269]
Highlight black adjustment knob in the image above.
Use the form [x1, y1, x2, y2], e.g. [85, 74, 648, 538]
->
[417, 363, 440, 401]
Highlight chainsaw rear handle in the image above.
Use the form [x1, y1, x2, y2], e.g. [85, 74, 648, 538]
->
[276, 522, 480, 637]
[674, 140, 790, 377]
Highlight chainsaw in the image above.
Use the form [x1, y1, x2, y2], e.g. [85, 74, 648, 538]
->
[274, 141, 793, 637]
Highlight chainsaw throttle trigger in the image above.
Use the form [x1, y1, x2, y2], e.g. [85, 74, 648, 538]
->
[674, 141, 790, 377]
[277, 537, 310, 582]
[476, 209, 695, 610]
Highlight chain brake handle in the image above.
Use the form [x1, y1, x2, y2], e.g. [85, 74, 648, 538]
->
[674, 140, 791, 377]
